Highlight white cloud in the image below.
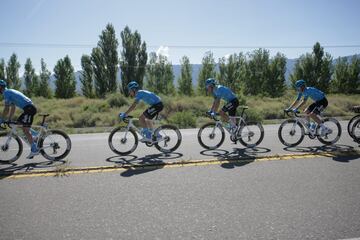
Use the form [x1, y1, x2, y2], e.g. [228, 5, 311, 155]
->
[156, 46, 170, 58]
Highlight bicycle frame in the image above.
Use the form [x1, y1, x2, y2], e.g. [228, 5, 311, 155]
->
[210, 115, 249, 136]
[121, 117, 164, 143]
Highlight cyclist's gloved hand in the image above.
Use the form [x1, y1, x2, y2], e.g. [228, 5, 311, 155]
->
[293, 108, 299, 113]
[285, 107, 291, 112]
[206, 110, 215, 117]
[0, 118, 4, 124]
[119, 112, 127, 120]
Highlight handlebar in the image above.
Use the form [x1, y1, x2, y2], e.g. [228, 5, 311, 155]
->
[206, 112, 220, 121]
[0, 120, 19, 130]
[284, 109, 301, 118]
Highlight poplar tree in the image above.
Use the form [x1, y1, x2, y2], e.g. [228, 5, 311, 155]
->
[6, 53, 21, 89]
[54, 56, 76, 98]
[177, 56, 193, 96]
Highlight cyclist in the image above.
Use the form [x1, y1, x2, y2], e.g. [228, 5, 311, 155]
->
[205, 78, 239, 130]
[286, 79, 331, 136]
[0, 80, 39, 158]
[119, 81, 163, 143]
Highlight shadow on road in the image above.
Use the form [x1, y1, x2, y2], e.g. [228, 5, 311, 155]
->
[200, 147, 271, 169]
[0, 160, 67, 180]
[106, 152, 183, 177]
[283, 144, 360, 163]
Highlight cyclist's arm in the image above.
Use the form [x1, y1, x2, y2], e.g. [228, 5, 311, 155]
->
[211, 98, 220, 112]
[295, 99, 307, 111]
[125, 101, 137, 115]
[288, 100, 299, 109]
[8, 104, 16, 121]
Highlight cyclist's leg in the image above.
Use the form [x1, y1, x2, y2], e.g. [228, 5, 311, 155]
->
[142, 102, 164, 138]
[305, 102, 321, 124]
[18, 105, 37, 145]
[221, 98, 239, 125]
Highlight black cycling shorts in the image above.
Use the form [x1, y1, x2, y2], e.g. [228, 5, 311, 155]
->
[143, 102, 164, 119]
[306, 98, 328, 115]
[17, 104, 37, 127]
[222, 98, 240, 116]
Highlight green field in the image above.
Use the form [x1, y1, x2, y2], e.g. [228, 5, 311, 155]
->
[1, 91, 359, 133]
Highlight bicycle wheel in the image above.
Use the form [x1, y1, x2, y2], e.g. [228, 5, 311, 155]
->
[317, 118, 342, 145]
[108, 127, 138, 155]
[278, 119, 305, 147]
[347, 115, 360, 139]
[238, 122, 264, 148]
[197, 122, 225, 150]
[351, 118, 360, 143]
[0, 132, 23, 163]
[39, 130, 72, 161]
[154, 125, 182, 153]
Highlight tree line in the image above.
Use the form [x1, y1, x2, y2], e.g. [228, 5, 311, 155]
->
[1, 24, 359, 99]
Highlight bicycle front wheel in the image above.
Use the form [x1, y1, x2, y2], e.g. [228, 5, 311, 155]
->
[154, 125, 182, 153]
[39, 130, 72, 161]
[108, 127, 138, 155]
[317, 118, 341, 145]
[278, 120, 305, 147]
[238, 122, 264, 148]
[0, 132, 23, 163]
[351, 118, 360, 143]
[197, 122, 225, 150]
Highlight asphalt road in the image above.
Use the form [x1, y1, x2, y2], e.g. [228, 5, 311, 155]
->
[1, 122, 360, 239]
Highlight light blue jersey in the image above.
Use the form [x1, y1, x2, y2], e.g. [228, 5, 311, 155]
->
[135, 90, 161, 105]
[296, 87, 325, 102]
[3, 89, 33, 109]
[213, 85, 237, 102]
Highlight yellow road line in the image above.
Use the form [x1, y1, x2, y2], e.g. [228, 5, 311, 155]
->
[2, 150, 359, 179]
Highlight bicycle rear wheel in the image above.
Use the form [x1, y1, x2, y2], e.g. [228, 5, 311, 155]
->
[108, 127, 138, 155]
[0, 132, 23, 163]
[351, 118, 360, 143]
[347, 115, 360, 139]
[238, 122, 264, 148]
[278, 119, 305, 147]
[197, 122, 225, 150]
[154, 125, 182, 153]
[39, 130, 72, 161]
[317, 118, 342, 145]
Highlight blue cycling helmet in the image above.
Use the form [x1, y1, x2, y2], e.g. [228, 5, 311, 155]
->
[0, 80, 6, 88]
[205, 78, 217, 88]
[295, 79, 306, 88]
[127, 81, 139, 91]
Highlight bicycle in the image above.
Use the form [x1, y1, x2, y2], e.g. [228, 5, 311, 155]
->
[278, 110, 342, 147]
[347, 106, 360, 141]
[0, 114, 72, 163]
[197, 106, 264, 149]
[108, 115, 182, 155]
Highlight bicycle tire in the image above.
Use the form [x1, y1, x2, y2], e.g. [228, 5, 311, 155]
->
[278, 119, 305, 147]
[197, 122, 225, 150]
[351, 118, 360, 143]
[108, 127, 138, 155]
[238, 122, 264, 148]
[347, 115, 360, 139]
[154, 124, 182, 153]
[0, 132, 23, 163]
[317, 118, 342, 145]
[39, 129, 72, 161]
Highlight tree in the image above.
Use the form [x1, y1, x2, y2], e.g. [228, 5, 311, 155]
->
[38, 58, 52, 98]
[265, 53, 287, 97]
[0, 58, 5, 80]
[244, 49, 270, 95]
[332, 56, 360, 94]
[290, 42, 333, 92]
[217, 53, 246, 94]
[119, 26, 148, 96]
[197, 51, 216, 94]
[6, 53, 21, 89]
[177, 56, 193, 96]
[91, 23, 119, 98]
[54, 56, 76, 98]
[145, 52, 175, 95]
[23, 58, 39, 97]
[80, 55, 94, 98]
[347, 56, 360, 94]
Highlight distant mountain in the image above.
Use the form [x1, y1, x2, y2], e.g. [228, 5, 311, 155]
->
[56, 54, 360, 93]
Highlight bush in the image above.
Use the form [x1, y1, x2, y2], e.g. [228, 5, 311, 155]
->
[168, 111, 197, 128]
[107, 94, 129, 108]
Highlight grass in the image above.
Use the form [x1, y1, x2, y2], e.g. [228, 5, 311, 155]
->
[1, 91, 359, 133]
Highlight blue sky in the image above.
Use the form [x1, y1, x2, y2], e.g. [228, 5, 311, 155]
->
[1, 0, 360, 74]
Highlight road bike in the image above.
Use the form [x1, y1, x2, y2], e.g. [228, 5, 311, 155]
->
[108, 115, 182, 155]
[197, 106, 264, 149]
[347, 106, 360, 142]
[278, 110, 341, 147]
[0, 114, 72, 163]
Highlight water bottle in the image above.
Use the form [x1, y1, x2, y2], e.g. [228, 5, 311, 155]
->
[30, 128, 39, 142]
[310, 122, 316, 132]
